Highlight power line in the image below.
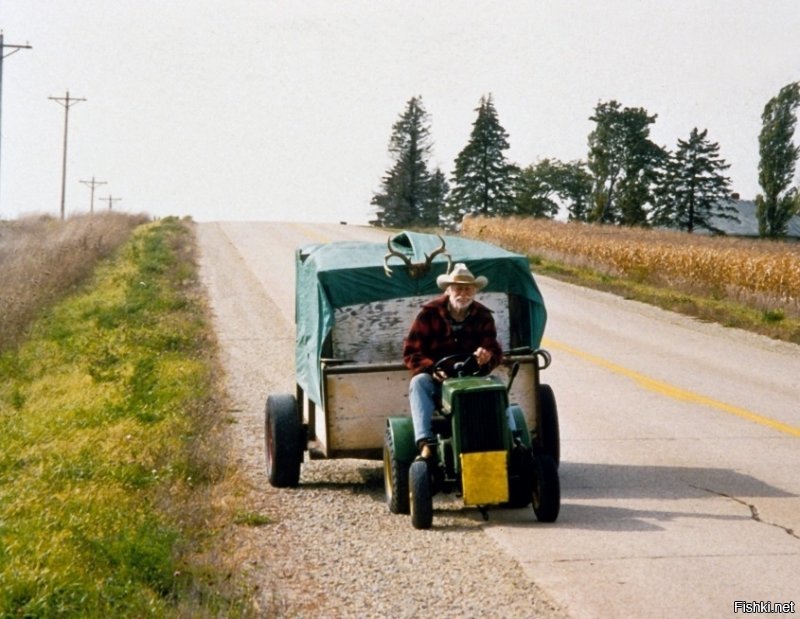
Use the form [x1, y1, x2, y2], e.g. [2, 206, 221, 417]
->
[98, 195, 122, 211]
[49, 90, 86, 220]
[79, 176, 107, 214]
[0, 32, 33, 216]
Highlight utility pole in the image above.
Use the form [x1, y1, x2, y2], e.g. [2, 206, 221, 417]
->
[79, 176, 106, 214]
[49, 91, 85, 220]
[99, 195, 121, 211]
[0, 32, 33, 215]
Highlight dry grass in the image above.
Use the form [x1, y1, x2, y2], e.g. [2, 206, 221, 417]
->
[0, 212, 149, 351]
[462, 216, 800, 317]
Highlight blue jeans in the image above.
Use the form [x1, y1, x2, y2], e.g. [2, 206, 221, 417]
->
[409, 373, 440, 445]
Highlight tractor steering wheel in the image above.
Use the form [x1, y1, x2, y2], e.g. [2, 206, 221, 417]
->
[432, 353, 482, 379]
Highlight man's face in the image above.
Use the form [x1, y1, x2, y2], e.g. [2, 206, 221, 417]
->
[446, 283, 476, 312]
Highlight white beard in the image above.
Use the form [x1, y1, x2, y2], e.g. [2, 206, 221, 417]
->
[449, 297, 473, 314]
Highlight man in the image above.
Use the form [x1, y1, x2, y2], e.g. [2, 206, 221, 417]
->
[403, 263, 503, 460]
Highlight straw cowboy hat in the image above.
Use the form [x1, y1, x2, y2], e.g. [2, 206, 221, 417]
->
[436, 263, 488, 291]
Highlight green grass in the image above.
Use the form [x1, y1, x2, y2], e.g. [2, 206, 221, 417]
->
[0, 217, 251, 617]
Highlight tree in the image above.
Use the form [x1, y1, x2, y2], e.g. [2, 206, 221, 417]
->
[514, 161, 559, 219]
[446, 94, 516, 225]
[419, 167, 449, 227]
[651, 128, 737, 233]
[756, 81, 800, 238]
[370, 96, 445, 228]
[513, 159, 592, 220]
[587, 100, 665, 225]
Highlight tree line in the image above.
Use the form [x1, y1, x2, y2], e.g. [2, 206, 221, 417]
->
[370, 82, 800, 238]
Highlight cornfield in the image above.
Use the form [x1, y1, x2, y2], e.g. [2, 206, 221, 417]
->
[461, 216, 800, 316]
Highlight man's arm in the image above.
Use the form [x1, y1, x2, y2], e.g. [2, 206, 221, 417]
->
[476, 311, 503, 371]
[403, 310, 436, 375]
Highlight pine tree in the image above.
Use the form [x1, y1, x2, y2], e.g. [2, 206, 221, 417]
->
[652, 128, 737, 233]
[756, 81, 800, 238]
[418, 167, 449, 227]
[446, 95, 516, 225]
[370, 96, 445, 228]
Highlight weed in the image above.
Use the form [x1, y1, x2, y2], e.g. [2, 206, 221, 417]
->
[762, 309, 785, 323]
[233, 511, 274, 527]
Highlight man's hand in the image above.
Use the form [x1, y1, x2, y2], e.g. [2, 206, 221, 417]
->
[474, 347, 492, 366]
[433, 369, 448, 383]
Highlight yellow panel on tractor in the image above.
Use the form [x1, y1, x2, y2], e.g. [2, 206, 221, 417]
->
[460, 451, 509, 506]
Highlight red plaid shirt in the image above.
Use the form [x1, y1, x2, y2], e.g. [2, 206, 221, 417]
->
[403, 295, 503, 375]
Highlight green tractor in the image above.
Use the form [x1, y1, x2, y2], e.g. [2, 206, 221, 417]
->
[384, 351, 560, 529]
[265, 230, 560, 529]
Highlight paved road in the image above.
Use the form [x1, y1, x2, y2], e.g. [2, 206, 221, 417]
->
[212, 221, 800, 618]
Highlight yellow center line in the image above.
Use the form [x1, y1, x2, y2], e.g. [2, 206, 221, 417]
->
[291, 223, 332, 244]
[542, 337, 800, 438]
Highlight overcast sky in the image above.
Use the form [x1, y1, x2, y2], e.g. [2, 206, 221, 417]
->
[1, 1, 798, 223]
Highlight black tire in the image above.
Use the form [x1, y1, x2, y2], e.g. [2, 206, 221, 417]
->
[537, 384, 561, 467]
[506, 444, 535, 508]
[409, 460, 433, 530]
[383, 428, 410, 514]
[265, 394, 303, 488]
[532, 454, 560, 522]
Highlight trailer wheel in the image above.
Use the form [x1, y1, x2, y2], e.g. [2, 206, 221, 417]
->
[383, 428, 410, 514]
[409, 460, 433, 530]
[532, 454, 560, 523]
[536, 384, 560, 467]
[265, 394, 302, 488]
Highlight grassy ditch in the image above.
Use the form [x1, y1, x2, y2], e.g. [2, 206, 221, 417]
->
[462, 216, 800, 345]
[0, 217, 253, 617]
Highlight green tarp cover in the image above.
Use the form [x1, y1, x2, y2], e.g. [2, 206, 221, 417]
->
[295, 231, 547, 406]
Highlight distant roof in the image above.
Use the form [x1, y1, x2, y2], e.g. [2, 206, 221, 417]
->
[705, 200, 800, 238]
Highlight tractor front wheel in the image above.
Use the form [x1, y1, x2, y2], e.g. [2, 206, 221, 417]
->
[384, 428, 410, 514]
[265, 394, 303, 488]
[532, 454, 560, 522]
[409, 460, 433, 529]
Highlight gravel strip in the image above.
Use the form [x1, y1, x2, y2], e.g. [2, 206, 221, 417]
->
[196, 222, 568, 618]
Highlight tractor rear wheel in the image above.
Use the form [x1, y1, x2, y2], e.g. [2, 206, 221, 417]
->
[506, 444, 535, 508]
[409, 460, 433, 529]
[537, 385, 560, 467]
[532, 454, 560, 522]
[265, 394, 303, 488]
[383, 428, 410, 514]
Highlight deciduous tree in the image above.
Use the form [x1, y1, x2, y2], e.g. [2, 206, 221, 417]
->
[514, 159, 592, 220]
[756, 81, 800, 238]
[587, 100, 665, 225]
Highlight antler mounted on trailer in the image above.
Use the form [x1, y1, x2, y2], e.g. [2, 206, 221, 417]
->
[383, 234, 452, 278]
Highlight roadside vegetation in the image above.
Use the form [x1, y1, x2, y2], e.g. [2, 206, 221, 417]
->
[0, 216, 256, 617]
[461, 216, 800, 345]
[0, 213, 149, 352]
